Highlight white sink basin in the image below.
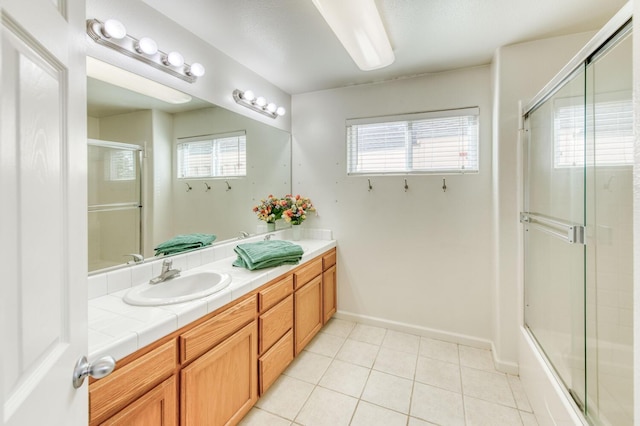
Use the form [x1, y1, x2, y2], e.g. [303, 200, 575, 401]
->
[124, 271, 231, 306]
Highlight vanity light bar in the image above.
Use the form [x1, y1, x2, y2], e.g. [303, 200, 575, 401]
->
[233, 89, 286, 119]
[87, 18, 205, 84]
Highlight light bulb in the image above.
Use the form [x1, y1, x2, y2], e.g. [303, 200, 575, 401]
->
[266, 103, 277, 113]
[255, 96, 267, 107]
[242, 90, 255, 102]
[163, 51, 184, 67]
[187, 62, 205, 77]
[102, 19, 126, 39]
[135, 37, 158, 55]
[276, 107, 286, 116]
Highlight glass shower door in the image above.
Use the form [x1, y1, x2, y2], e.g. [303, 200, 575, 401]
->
[584, 23, 633, 426]
[88, 141, 143, 272]
[523, 65, 587, 408]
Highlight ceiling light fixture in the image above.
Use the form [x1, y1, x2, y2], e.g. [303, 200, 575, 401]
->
[233, 89, 286, 119]
[87, 18, 205, 83]
[311, 0, 394, 71]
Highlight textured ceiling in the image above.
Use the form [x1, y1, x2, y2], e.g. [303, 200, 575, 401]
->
[142, 0, 627, 94]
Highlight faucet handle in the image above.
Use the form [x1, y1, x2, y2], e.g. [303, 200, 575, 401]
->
[124, 253, 144, 263]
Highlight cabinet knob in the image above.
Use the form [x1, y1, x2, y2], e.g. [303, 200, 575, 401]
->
[72, 355, 116, 388]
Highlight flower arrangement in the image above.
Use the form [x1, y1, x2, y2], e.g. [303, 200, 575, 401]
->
[282, 194, 315, 225]
[252, 195, 287, 223]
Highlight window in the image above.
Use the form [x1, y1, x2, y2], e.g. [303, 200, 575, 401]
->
[346, 107, 479, 175]
[108, 149, 136, 181]
[554, 96, 633, 168]
[177, 131, 247, 178]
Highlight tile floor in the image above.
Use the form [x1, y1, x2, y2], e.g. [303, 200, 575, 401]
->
[240, 318, 539, 426]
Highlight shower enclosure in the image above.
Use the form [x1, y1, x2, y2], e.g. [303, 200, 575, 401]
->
[88, 140, 143, 272]
[521, 17, 632, 426]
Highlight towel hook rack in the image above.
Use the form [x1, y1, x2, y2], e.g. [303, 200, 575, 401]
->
[368, 179, 373, 191]
[442, 178, 447, 192]
[185, 182, 192, 192]
[404, 179, 409, 192]
[225, 180, 232, 191]
[203, 182, 211, 191]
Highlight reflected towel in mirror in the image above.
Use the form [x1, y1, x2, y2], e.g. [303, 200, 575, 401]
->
[154, 233, 217, 256]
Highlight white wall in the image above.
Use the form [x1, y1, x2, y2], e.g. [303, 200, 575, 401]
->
[292, 66, 495, 345]
[491, 31, 595, 368]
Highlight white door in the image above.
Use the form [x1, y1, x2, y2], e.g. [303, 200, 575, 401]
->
[1, 0, 88, 424]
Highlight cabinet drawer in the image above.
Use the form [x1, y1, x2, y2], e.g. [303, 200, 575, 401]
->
[294, 257, 322, 290]
[259, 330, 294, 395]
[180, 296, 257, 363]
[90, 339, 178, 425]
[323, 249, 336, 270]
[259, 294, 293, 354]
[259, 275, 293, 312]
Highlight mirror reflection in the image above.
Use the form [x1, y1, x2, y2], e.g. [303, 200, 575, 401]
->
[87, 61, 291, 272]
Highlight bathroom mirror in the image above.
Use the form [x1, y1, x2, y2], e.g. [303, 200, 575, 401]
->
[87, 63, 291, 273]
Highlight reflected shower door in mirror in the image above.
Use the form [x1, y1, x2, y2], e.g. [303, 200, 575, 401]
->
[88, 141, 143, 272]
[87, 59, 291, 274]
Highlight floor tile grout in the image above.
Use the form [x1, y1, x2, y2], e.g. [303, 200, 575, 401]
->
[246, 319, 539, 426]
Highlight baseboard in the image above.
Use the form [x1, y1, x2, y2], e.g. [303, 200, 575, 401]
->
[334, 310, 518, 374]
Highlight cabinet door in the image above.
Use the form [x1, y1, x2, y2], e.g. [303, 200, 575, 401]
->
[181, 322, 258, 426]
[100, 376, 177, 426]
[294, 275, 323, 355]
[323, 265, 337, 324]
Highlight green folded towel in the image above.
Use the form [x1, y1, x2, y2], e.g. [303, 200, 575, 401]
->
[154, 233, 216, 256]
[233, 240, 303, 271]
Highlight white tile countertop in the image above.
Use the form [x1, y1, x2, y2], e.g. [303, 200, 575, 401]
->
[88, 229, 336, 362]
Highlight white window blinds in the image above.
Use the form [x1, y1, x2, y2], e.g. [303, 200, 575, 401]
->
[108, 149, 136, 181]
[554, 96, 633, 167]
[346, 107, 479, 175]
[177, 131, 247, 178]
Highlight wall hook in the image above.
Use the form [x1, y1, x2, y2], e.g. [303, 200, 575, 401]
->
[368, 179, 373, 191]
[225, 180, 232, 191]
[442, 178, 447, 192]
[404, 179, 409, 192]
[185, 182, 192, 192]
[203, 182, 211, 192]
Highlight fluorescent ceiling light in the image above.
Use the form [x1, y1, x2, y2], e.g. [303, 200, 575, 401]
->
[312, 0, 395, 71]
[86, 57, 192, 104]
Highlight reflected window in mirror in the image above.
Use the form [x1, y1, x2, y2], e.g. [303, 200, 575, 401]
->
[177, 131, 247, 178]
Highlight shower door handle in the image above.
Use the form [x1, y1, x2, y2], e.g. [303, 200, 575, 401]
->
[520, 212, 585, 245]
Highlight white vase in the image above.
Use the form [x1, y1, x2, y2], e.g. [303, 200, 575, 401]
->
[291, 224, 301, 241]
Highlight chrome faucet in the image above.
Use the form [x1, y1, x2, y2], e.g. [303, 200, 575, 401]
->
[238, 231, 250, 239]
[264, 233, 274, 241]
[149, 259, 181, 284]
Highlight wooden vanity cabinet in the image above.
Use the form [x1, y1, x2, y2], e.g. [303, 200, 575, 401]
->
[322, 249, 337, 324]
[294, 258, 324, 355]
[181, 321, 257, 426]
[99, 376, 177, 426]
[89, 339, 179, 425]
[257, 276, 294, 394]
[90, 247, 337, 426]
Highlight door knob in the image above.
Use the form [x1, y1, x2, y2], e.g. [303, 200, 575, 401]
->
[72, 355, 116, 388]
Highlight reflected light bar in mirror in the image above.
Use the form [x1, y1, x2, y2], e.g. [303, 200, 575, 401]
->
[233, 89, 286, 119]
[312, 0, 394, 71]
[87, 57, 192, 104]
